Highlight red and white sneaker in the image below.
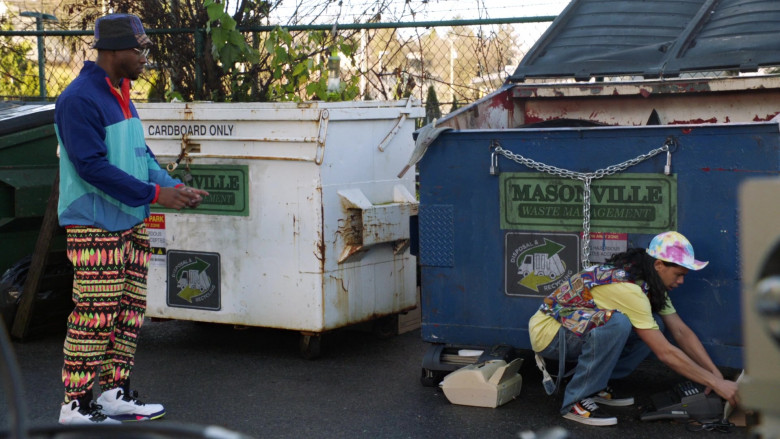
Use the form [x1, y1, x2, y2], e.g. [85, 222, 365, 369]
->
[562, 398, 618, 426]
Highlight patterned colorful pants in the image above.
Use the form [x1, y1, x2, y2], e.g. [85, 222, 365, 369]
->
[62, 224, 150, 403]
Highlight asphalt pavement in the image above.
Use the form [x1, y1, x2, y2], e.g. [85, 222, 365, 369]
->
[2, 320, 748, 438]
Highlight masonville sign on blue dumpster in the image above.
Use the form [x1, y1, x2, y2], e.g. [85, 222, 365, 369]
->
[415, 0, 780, 380]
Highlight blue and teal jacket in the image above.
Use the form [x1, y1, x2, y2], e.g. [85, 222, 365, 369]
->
[55, 61, 181, 232]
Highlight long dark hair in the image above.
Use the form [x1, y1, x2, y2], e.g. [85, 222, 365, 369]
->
[604, 248, 669, 313]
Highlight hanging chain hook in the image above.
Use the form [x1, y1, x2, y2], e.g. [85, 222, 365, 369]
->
[168, 133, 193, 172]
[663, 136, 679, 175]
[489, 139, 500, 175]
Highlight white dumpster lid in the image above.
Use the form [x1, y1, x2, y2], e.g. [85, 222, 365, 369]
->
[136, 99, 424, 121]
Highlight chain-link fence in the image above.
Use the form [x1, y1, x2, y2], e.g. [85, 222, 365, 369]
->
[0, 16, 556, 118]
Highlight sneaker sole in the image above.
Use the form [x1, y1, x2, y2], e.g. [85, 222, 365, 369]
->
[591, 396, 635, 407]
[59, 416, 122, 425]
[563, 412, 618, 426]
[108, 411, 166, 422]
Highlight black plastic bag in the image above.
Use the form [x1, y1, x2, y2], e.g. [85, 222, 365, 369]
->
[0, 251, 74, 336]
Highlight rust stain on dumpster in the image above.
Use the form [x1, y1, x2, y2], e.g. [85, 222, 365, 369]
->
[754, 112, 780, 121]
[669, 117, 718, 125]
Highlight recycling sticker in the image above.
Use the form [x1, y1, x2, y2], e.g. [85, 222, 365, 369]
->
[166, 250, 221, 311]
[505, 232, 580, 297]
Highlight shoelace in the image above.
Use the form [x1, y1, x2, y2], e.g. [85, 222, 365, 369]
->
[80, 401, 110, 422]
[578, 398, 600, 412]
[119, 389, 147, 406]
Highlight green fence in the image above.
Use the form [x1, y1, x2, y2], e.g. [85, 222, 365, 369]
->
[1, 17, 555, 115]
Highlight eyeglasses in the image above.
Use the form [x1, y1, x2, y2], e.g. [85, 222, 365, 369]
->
[132, 47, 150, 58]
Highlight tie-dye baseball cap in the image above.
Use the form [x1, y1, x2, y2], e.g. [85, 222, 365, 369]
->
[646, 231, 708, 270]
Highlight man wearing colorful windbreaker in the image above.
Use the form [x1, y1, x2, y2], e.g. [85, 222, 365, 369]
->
[528, 231, 739, 426]
[55, 13, 209, 424]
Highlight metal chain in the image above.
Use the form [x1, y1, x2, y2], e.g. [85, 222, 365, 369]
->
[493, 137, 676, 269]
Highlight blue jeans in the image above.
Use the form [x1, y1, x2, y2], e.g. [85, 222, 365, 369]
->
[538, 312, 664, 414]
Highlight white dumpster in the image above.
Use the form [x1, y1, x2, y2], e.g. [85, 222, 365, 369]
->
[136, 100, 424, 357]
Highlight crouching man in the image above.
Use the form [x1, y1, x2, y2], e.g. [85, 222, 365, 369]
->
[528, 231, 739, 426]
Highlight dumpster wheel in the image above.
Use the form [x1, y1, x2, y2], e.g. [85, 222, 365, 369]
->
[372, 314, 399, 340]
[299, 333, 322, 360]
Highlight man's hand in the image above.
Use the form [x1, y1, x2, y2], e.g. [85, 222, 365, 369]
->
[637, 327, 740, 408]
[182, 187, 209, 208]
[157, 186, 210, 210]
[709, 378, 739, 408]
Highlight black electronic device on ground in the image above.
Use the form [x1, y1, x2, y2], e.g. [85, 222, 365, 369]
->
[640, 381, 724, 421]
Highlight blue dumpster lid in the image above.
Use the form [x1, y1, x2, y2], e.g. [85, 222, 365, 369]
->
[509, 0, 780, 81]
[0, 102, 56, 136]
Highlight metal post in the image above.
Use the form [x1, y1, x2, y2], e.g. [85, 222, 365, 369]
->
[34, 17, 45, 99]
[21, 12, 57, 101]
[195, 29, 203, 100]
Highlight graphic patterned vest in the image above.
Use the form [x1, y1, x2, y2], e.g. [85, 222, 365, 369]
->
[538, 265, 649, 336]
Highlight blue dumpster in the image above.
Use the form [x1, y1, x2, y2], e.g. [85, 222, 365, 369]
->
[417, 120, 780, 378]
[415, 0, 780, 384]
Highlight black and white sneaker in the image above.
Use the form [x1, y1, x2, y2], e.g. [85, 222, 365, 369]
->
[58, 399, 121, 425]
[97, 387, 166, 421]
[562, 398, 618, 426]
[591, 385, 634, 406]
